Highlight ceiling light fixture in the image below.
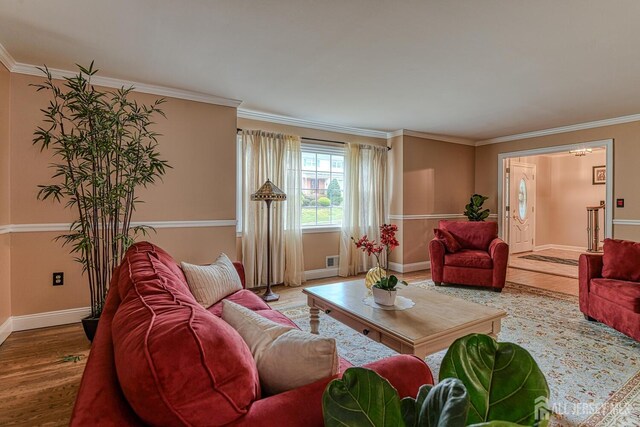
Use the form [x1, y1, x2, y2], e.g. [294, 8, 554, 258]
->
[569, 148, 592, 156]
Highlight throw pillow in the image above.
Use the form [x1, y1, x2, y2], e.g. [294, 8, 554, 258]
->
[434, 228, 462, 253]
[602, 238, 640, 282]
[222, 300, 340, 395]
[182, 253, 243, 308]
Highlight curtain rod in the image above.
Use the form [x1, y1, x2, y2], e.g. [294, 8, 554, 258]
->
[236, 128, 391, 150]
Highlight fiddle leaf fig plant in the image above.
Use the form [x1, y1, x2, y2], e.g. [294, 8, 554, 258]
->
[439, 334, 550, 426]
[464, 194, 490, 221]
[323, 367, 404, 427]
[32, 62, 170, 319]
[323, 334, 548, 426]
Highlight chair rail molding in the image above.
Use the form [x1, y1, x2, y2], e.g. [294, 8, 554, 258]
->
[612, 219, 640, 226]
[389, 214, 498, 220]
[1, 220, 237, 234]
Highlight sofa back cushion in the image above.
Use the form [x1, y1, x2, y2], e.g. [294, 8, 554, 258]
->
[112, 252, 260, 426]
[602, 238, 640, 282]
[439, 220, 498, 250]
[118, 242, 191, 299]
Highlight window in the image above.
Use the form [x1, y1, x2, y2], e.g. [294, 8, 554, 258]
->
[301, 144, 344, 227]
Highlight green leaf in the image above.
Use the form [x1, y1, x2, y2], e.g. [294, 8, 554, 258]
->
[420, 378, 469, 427]
[401, 379, 469, 427]
[401, 384, 431, 427]
[439, 334, 549, 427]
[323, 367, 404, 427]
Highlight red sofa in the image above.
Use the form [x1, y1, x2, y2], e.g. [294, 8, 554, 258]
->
[579, 239, 640, 341]
[429, 220, 509, 292]
[71, 242, 433, 426]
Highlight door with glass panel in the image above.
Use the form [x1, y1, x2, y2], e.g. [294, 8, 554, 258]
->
[509, 162, 536, 253]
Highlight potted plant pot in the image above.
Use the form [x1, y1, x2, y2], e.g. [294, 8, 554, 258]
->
[372, 286, 397, 306]
[81, 316, 100, 342]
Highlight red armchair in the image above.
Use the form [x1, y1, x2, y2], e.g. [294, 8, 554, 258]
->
[429, 220, 509, 292]
[579, 239, 640, 341]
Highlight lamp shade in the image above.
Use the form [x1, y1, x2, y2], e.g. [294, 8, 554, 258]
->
[251, 179, 287, 201]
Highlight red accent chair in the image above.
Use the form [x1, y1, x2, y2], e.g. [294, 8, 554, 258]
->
[579, 239, 640, 341]
[429, 220, 509, 292]
[71, 242, 434, 426]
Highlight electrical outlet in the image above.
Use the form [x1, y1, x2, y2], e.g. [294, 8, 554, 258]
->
[53, 272, 64, 286]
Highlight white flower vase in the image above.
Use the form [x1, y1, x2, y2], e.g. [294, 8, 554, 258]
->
[372, 286, 397, 306]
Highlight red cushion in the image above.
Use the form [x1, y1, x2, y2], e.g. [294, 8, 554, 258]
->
[445, 249, 493, 269]
[434, 228, 461, 253]
[208, 289, 271, 317]
[602, 238, 640, 282]
[118, 242, 191, 299]
[112, 253, 260, 426]
[439, 220, 498, 250]
[591, 278, 640, 313]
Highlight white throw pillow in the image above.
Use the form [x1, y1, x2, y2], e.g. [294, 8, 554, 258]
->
[181, 253, 243, 308]
[221, 300, 339, 395]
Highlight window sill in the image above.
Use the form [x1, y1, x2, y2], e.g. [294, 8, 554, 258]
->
[237, 226, 341, 237]
[302, 226, 341, 234]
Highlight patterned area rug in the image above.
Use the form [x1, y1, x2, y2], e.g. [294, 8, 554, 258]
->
[519, 254, 580, 266]
[280, 281, 640, 427]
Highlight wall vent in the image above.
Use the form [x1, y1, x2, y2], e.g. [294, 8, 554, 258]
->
[326, 256, 340, 268]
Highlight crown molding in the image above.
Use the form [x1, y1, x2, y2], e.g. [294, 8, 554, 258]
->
[388, 129, 475, 146]
[10, 62, 242, 107]
[477, 113, 640, 146]
[399, 129, 476, 146]
[0, 42, 16, 70]
[238, 108, 389, 139]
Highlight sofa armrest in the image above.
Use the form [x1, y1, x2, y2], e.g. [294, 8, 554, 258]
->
[578, 253, 603, 314]
[231, 355, 432, 427]
[489, 238, 509, 289]
[233, 262, 246, 289]
[428, 238, 446, 283]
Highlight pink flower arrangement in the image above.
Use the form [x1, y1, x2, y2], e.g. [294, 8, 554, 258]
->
[352, 223, 400, 268]
[352, 224, 407, 291]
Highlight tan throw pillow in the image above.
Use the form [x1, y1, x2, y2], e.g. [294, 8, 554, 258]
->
[181, 253, 243, 308]
[222, 300, 339, 395]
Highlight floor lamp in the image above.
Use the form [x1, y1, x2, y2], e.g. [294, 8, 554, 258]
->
[251, 179, 286, 302]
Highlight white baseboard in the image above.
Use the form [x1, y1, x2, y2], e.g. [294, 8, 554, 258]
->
[533, 244, 586, 252]
[388, 261, 431, 273]
[11, 306, 91, 332]
[0, 317, 12, 345]
[304, 267, 339, 281]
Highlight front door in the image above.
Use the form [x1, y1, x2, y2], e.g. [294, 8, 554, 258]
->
[509, 162, 536, 253]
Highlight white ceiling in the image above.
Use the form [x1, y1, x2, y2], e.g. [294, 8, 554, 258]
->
[2, 0, 640, 140]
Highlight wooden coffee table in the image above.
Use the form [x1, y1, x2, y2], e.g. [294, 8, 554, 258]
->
[302, 280, 507, 358]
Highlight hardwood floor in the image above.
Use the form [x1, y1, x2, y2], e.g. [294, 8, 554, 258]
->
[0, 267, 577, 426]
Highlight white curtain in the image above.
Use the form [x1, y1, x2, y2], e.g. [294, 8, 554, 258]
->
[339, 143, 388, 277]
[241, 130, 305, 288]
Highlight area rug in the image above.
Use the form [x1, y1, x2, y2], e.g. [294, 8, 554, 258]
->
[280, 281, 639, 427]
[519, 254, 580, 267]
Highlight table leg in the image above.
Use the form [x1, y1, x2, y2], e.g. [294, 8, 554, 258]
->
[310, 306, 320, 334]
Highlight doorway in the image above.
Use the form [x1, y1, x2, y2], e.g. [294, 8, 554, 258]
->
[497, 139, 613, 290]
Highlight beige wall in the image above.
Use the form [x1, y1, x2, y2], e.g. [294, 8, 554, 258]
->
[0, 64, 10, 325]
[7, 73, 238, 316]
[388, 135, 403, 264]
[510, 153, 606, 249]
[476, 122, 640, 242]
[394, 135, 476, 265]
[237, 117, 387, 272]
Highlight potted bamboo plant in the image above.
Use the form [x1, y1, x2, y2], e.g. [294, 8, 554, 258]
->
[32, 62, 169, 340]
